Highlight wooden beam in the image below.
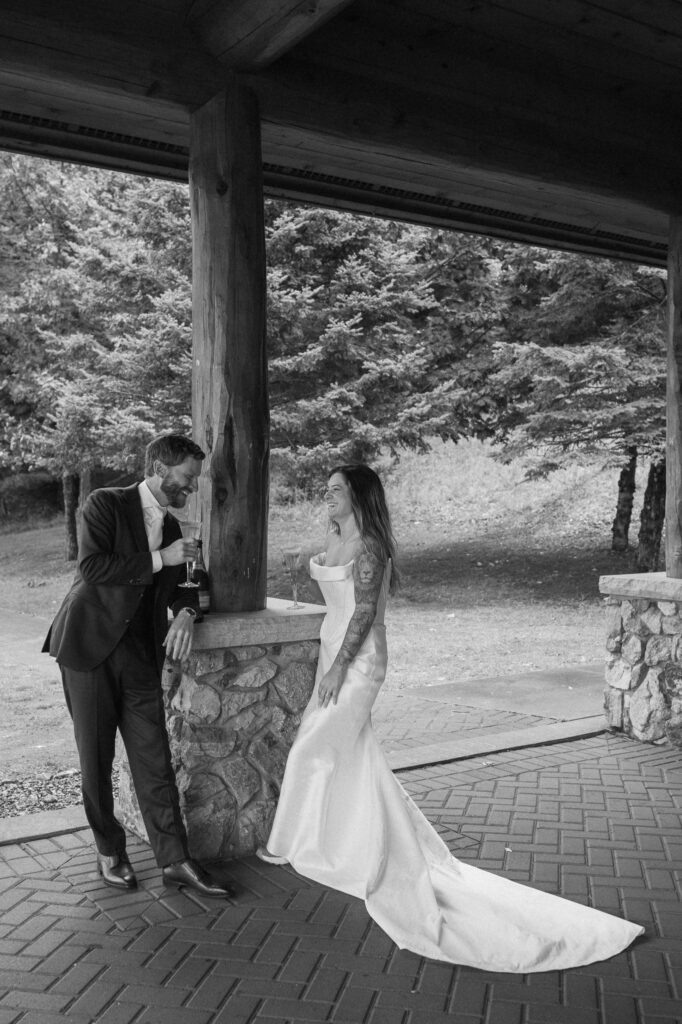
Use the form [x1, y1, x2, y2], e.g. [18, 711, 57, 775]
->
[187, 0, 355, 69]
[1, 0, 681, 258]
[3, 1, 682, 216]
[667, 215, 682, 577]
[244, 57, 682, 216]
[261, 167, 668, 267]
[0, 110, 669, 263]
[301, 4, 682, 132]
[259, 121, 668, 237]
[190, 80, 269, 612]
[0, 0, 226, 108]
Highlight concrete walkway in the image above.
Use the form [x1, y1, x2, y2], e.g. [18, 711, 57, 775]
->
[374, 661, 606, 770]
[2, 653, 682, 1023]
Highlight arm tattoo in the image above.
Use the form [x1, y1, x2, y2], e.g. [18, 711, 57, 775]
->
[333, 550, 385, 674]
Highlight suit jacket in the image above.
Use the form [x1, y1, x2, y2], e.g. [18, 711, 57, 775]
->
[43, 483, 200, 673]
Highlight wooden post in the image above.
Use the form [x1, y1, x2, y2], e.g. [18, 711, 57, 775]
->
[189, 80, 269, 611]
[666, 215, 682, 577]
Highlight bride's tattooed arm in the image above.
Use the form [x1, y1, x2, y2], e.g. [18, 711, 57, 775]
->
[335, 550, 384, 671]
[318, 549, 385, 707]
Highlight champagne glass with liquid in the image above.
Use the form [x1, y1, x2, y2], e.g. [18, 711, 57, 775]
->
[282, 548, 303, 609]
[179, 520, 201, 588]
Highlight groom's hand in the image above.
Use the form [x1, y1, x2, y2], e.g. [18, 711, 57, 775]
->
[161, 538, 198, 566]
[163, 608, 196, 662]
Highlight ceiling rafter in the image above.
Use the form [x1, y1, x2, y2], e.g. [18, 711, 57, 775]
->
[0, 0, 678, 263]
[185, 0, 356, 69]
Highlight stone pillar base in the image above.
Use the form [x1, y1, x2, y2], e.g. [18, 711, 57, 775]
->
[599, 572, 682, 747]
[117, 598, 325, 860]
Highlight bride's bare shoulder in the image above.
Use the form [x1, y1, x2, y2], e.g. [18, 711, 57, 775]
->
[324, 534, 342, 564]
[324, 532, 358, 566]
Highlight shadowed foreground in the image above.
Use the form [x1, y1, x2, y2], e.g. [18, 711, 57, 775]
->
[1, 731, 680, 1024]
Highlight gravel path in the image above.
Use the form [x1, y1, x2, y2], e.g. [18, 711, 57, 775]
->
[0, 766, 120, 819]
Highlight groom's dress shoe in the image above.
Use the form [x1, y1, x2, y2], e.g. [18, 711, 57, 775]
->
[97, 852, 137, 890]
[162, 858, 235, 899]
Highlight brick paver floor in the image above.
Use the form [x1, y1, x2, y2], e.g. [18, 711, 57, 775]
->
[372, 691, 548, 752]
[371, 663, 605, 762]
[2, 733, 681, 1024]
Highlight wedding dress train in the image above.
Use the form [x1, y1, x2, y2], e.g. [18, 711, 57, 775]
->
[263, 556, 643, 972]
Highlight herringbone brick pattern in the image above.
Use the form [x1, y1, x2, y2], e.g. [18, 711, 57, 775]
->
[372, 691, 546, 751]
[1, 734, 681, 1023]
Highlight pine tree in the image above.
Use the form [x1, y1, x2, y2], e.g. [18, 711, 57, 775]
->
[482, 249, 666, 551]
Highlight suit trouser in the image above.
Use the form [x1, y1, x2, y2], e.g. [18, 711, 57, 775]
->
[60, 635, 188, 867]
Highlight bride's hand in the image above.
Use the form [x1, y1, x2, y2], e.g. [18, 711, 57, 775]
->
[318, 666, 343, 708]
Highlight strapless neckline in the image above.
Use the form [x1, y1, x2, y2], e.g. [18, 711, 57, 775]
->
[310, 554, 354, 580]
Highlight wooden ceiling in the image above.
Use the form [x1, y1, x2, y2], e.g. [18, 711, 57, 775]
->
[0, 0, 680, 265]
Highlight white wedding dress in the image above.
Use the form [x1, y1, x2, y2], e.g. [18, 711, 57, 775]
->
[264, 555, 644, 972]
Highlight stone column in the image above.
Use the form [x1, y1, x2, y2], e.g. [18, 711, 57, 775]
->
[599, 571, 682, 747]
[118, 600, 325, 859]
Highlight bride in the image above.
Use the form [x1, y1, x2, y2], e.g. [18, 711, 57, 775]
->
[258, 464, 643, 972]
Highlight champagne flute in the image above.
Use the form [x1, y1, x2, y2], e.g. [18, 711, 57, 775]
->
[179, 520, 201, 588]
[282, 548, 303, 609]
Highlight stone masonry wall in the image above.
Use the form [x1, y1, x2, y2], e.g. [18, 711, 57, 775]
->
[604, 595, 682, 747]
[118, 637, 318, 860]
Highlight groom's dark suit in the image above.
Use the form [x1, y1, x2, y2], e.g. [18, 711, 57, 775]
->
[44, 483, 199, 865]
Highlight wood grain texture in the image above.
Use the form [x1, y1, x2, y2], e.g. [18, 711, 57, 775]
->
[245, 56, 682, 214]
[0, 2, 225, 106]
[667, 216, 682, 577]
[188, 0, 355, 68]
[599, 571, 682, 602]
[191, 599, 325, 650]
[0, 0, 681, 258]
[190, 82, 269, 612]
[307, 0, 682, 102]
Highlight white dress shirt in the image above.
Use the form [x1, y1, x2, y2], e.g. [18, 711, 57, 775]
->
[138, 481, 165, 573]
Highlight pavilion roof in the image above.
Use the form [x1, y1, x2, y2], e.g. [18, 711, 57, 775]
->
[1, 0, 679, 265]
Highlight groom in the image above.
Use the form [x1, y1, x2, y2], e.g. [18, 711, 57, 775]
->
[44, 433, 234, 899]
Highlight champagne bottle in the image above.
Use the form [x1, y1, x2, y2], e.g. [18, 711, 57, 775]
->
[191, 540, 210, 614]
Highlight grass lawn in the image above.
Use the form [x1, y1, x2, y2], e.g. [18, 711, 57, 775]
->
[269, 441, 645, 686]
[0, 440, 646, 782]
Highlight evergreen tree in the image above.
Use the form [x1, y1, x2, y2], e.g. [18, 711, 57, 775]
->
[484, 249, 667, 561]
[0, 155, 670, 564]
[0, 155, 193, 553]
[267, 206, 504, 489]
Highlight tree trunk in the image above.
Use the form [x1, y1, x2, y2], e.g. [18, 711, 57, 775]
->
[636, 458, 666, 572]
[62, 471, 79, 561]
[611, 446, 637, 552]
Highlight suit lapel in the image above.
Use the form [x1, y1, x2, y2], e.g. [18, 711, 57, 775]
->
[123, 484, 149, 554]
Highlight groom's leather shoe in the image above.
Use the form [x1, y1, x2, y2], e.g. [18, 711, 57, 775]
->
[96, 852, 137, 890]
[162, 858, 236, 899]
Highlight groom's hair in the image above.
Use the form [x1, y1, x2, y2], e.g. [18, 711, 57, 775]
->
[144, 434, 205, 476]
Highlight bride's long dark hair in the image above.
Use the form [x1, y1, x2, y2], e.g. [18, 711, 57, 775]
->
[328, 464, 400, 593]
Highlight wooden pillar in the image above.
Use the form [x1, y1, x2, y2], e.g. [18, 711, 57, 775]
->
[189, 80, 269, 611]
[666, 215, 682, 577]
